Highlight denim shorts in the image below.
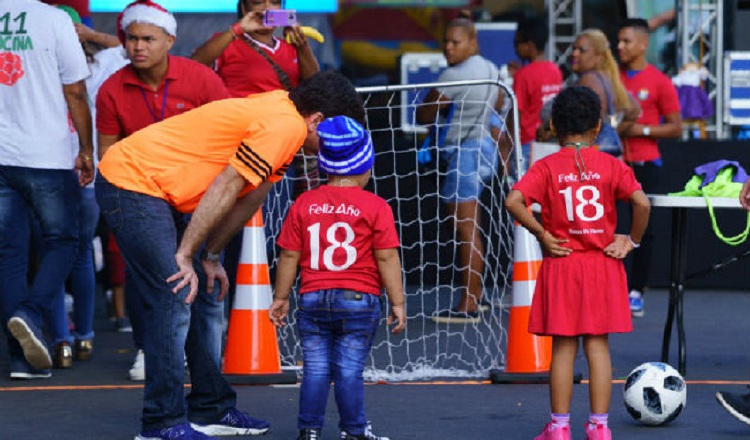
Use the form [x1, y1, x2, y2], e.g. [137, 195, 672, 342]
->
[440, 136, 499, 202]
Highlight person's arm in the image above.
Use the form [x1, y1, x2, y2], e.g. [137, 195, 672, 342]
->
[626, 112, 682, 139]
[415, 88, 451, 125]
[64, 80, 94, 186]
[577, 72, 609, 116]
[741, 178, 750, 211]
[191, 11, 265, 67]
[617, 93, 641, 136]
[648, 8, 676, 31]
[374, 248, 406, 333]
[285, 26, 319, 81]
[97, 133, 122, 161]
[75, 23, 120, 48]
[168, 165, 250, 303]
[604, 189, 651, 259]
[504, 189, 572, 257]
[269, 248, 300, 328]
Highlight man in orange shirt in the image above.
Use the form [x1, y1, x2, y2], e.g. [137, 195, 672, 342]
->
[96, 71, 364, 440]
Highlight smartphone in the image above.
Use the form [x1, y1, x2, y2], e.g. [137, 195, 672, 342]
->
[263, 10, 297, 27]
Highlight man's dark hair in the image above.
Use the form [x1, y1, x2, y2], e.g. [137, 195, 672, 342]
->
[551, 86, 601, 138]
[516, 17, 549, 52]
[289, 71, 365, 125]
[618, 18, 650, 34]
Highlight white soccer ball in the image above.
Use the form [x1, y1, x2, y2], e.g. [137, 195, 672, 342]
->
[623, 362, 687, 426]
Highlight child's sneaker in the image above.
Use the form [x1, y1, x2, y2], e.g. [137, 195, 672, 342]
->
[629, 290, 644, 317]
[340, 422, 390, 440]
[533, 422, 571, 440]
[135, 422, 216, 440]
[191, 407, 270, 436]
[585, 423, 612, 440]
[297, 428, 321, 440]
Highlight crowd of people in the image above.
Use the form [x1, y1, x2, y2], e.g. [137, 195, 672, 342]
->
[1, 1, 748, 440]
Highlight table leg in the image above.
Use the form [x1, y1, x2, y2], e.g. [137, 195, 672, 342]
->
[661, 207, 688, 376]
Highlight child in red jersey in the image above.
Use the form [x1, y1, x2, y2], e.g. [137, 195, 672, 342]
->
[505, 86, 651, 440]
[270, 116, 406, 440]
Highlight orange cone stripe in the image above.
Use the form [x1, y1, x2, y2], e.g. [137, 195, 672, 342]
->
[223, 309, 281, 375]
[512, 260, 542, 282]
[505, 305, 552, 373]
[246, 211, 263, 228]
[236, 263, 271, 285]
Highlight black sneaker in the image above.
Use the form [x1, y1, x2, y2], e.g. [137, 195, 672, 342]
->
[297, 428, 321, 440]
[431, 308, 481, 324]
[340, 422, 390, 440]
[716, 390, 750, 426]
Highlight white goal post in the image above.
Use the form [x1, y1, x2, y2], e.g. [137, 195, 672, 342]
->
[263, 79, 521, 381]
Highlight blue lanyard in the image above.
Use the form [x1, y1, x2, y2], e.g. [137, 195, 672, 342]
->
[138, 80, 170, 123]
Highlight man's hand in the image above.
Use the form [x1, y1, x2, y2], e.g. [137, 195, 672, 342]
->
[167, 252, 199, 304]
[202, 259, 229, 301]
[603, 234, 634, 259]
[741, 178, 750, 211]
[269, 297, 290, 328]
[387, 304, 406, 333]
[539, 231, 572, 257]
[75, 155, 94, 186]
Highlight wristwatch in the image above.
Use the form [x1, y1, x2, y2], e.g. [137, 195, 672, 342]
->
[627, 235, 641, 249]
[201, 250, 221, 262]
[642, 125, 651, 137]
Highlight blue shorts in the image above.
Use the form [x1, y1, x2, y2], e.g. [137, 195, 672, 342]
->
[440, 137, 498, 202]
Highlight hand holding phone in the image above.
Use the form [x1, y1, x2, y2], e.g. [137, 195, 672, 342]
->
[263, 10, 297, 27]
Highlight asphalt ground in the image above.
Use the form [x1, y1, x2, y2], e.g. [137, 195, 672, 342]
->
[1, 288, 748, 440]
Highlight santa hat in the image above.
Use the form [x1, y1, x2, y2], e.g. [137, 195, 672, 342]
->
[117, 0, 177, 44]
[317, 116, 374, 176]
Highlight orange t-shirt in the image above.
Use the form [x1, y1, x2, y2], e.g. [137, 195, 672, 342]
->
[98, 90, 306, 213]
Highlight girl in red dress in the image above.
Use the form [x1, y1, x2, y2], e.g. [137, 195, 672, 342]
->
[505, 86, 651, 440]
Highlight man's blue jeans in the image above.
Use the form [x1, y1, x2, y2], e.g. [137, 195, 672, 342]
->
[297, 289, 381, 434]
[0, 166, 79, 358]
[96, 175, 233, 431]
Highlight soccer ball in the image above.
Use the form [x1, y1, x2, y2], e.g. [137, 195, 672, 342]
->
[623, 362, 687, 426]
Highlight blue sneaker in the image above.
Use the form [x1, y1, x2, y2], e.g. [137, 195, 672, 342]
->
[629, 290, 644, 318]
[9, 355, 51, 380]
[135, 422, 217, 440]
[191, 408, 270, 436]
[7, 311, 52, 370]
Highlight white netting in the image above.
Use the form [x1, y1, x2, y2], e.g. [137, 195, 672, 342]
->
[263, 80, 520, 381]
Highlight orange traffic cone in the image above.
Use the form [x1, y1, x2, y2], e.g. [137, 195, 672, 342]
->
[491, 221, 554, 383]
[222, 209, 296, 384]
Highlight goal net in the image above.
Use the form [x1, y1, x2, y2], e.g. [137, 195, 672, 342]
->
[263, 79, 520, 381]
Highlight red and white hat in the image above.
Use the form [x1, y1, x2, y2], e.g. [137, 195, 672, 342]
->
[117, 0, 177, 44]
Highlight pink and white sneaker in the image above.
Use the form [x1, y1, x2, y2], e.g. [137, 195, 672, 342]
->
[534, 422, 571, 440]
[585, 423, 612, 440]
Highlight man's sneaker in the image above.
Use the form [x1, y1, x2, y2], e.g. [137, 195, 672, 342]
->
[116, 317, 133, 332]
[716, 390, 750, 426]
[297, 428, 321, 440]
[129, 349, 145, 381]
[9, 355, 51, 380]
[340, 422, 389, 440]
[7, 312, 52, 370]
[533, 423, 571, 440]
[585, 423, 612, 440]
[629, 290, 644, 318]
[135, 422, 217, 440]
[431, 308, 481, 324]
[191, 408, 270, 436]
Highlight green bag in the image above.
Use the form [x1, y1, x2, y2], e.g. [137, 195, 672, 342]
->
[669, 162, 750, 246]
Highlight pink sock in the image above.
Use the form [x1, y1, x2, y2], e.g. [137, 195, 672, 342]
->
[589, 413, 608, 428]
[551, 413, 570, 428]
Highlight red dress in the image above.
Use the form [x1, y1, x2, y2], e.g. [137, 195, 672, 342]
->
[512, 147, 642, 336]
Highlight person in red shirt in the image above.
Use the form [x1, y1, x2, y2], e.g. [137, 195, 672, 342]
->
[506, 86, 650, 440]
[617, 18, 682, 317]
[95, 0, 230, 383]
[270, 116, 405, 440]
[512, 17, 563, 166]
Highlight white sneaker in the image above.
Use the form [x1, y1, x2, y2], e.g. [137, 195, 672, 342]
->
[129, 349, 145, 381]
[629, 290, 644, 318]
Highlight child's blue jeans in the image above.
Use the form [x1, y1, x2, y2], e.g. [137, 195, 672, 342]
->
[297, 289, 381, 435]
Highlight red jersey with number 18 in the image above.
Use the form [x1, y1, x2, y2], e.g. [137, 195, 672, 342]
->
[513, 147, 641, 251]
[276, 185, 400, 296]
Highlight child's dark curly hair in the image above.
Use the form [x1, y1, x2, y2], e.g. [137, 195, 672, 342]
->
[551, 86, 601, 139]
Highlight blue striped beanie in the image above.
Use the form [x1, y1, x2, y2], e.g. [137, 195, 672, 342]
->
[317, 116, 374, 176]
